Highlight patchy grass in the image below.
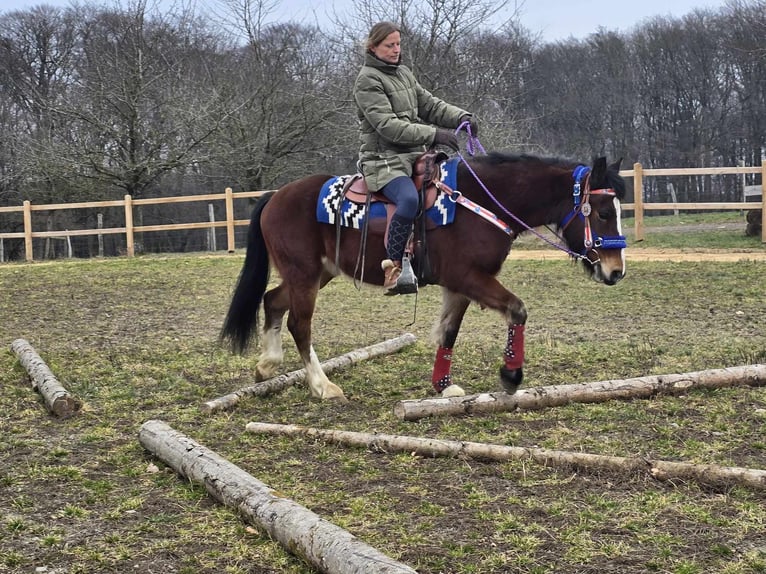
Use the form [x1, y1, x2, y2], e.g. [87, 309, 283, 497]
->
[1, 253, 765, 574]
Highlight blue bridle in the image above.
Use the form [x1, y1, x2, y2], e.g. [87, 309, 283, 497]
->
[560, 165, 627, 255]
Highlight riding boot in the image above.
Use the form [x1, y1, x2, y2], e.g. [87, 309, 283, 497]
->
[382, 214, 417, 295]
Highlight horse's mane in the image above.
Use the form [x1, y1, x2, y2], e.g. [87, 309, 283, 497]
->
[468, 151, 625, 199]
[470, 151, 574, 169]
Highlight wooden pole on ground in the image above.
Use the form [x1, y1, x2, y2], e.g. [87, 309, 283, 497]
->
[202, 333, 417, 413]
[139, 420, 419, 574]
[10, 338, 81, 418]
[394, 364, 766, 421]
[246, 422, 766, 492]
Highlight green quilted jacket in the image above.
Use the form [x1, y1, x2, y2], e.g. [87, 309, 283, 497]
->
[353, 52, 469, 191]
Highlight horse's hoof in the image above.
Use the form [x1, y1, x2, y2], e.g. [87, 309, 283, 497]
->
[255, 362, 279, 381]
[499, 366, 523, 394]
[441, 384, 465, 398]
[319, 382, 347, 401]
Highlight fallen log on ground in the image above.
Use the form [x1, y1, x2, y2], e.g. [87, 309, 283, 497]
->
[393, 364, 766, 421]
[245, 422, 766, 492]
[139, 420, 418, 574]
[202, 333, 417, 413]
[10, 338, 81, 418]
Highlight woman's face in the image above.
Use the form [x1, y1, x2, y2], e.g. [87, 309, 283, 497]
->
[371, 31, 401, 64]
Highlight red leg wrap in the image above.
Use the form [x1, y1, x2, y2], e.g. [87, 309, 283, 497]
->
[431, 346, 453, 392]
[504, 324, 525, 370]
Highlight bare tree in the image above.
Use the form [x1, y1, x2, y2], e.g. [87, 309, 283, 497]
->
[722, 0, 766, 176]
[0, 6, 79, 203]
[208, 0, 355, 190]
[54, 2, 230, 200]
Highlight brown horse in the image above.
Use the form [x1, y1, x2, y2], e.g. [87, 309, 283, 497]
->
[221, 152, 626, 400]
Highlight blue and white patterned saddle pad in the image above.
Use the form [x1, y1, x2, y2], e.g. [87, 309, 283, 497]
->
[316, 158, 460, 229]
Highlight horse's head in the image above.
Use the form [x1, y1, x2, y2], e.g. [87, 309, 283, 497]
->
[559, 157, 626, 285]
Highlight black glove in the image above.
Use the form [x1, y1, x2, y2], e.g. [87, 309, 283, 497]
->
[433, 129, 459, 151]
[460, 114, 478, 136]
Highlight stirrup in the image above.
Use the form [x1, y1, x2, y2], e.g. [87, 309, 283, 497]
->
[384, 257, 418, 296]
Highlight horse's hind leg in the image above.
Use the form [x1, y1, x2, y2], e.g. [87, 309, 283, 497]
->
[257, 269, 336, 382]
[256, 283, 289, 380]
[286, 282, 345, 400]
[430, 288, 471, 397]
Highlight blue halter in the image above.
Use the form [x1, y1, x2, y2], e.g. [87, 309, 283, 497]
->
[561, 165, 627, 255]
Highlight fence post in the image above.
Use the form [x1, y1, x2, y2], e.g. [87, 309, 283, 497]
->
[23, 200, 33, 261]
[44, 216, 53, 259]
[207, 203, 217, 252]
[97, 213, 104, 257]
[761, 159, 766, 244]
[633, 162, 644, 242]
[124, 195, 135, 257]
[225, 187, 235, 253]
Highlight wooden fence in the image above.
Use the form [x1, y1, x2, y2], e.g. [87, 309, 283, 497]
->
[0, 161, 764, 262]
[0, 188, 269, 262]
[621, 161, 765, 242]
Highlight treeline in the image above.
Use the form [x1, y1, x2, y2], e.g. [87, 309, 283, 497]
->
[0, 0, 763, 258]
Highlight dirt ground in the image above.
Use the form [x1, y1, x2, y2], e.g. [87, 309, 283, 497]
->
[1, 250, 765, 574]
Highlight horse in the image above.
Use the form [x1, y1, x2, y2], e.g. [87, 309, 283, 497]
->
[221, 150, 626, 400]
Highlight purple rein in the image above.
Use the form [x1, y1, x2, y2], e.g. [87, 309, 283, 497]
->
[560, 165, 627, 255]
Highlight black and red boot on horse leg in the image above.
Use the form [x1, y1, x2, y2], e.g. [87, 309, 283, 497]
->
[500, 324, 525, 394]
[431, 345, 464, 397]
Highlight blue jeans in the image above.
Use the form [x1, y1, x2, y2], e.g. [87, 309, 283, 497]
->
[381, 176, 419, 219]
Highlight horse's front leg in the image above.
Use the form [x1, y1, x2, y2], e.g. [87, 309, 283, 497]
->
[458, 272, 527, 394]
[286, 283, 346, 401]
[431, 288, 471, 397]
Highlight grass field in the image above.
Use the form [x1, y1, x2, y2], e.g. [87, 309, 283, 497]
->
[1, 241, 765, 573]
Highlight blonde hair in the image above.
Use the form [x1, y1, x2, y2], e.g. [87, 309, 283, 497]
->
[366, 21, 400, 51]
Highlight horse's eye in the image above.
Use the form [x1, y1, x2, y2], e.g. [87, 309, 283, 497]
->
[598, 209, 612, 221]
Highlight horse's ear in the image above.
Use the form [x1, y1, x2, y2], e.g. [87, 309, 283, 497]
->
[608, 158, 623, 172]
[591, 157, 607, 179]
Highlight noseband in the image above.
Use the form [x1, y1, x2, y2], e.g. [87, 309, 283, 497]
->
[560, 165, 627, 255]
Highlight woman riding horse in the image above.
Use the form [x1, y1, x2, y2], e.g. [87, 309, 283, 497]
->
[354, 21, 478, 294]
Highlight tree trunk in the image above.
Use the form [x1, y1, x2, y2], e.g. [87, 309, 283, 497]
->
[139, 420, 419, 574]
[245, 422, 766, 492]
[10, 338, 81, 418]
[393, 364, 766, 421]
[202, 333, 417, 413]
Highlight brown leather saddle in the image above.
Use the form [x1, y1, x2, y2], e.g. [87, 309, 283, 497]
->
[342, 150, 450, 217]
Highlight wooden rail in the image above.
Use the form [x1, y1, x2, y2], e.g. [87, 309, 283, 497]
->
[619, 160, 766, 242]
[0, 188, 269, 261]
[1, 161, 764, 262]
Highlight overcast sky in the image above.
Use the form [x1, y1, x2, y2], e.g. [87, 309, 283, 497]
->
[0, 0, 731, 42]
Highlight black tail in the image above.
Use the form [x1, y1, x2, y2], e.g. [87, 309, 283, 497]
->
[220, 192, 275, 354]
